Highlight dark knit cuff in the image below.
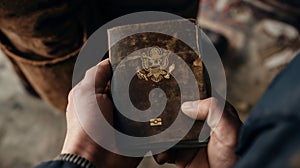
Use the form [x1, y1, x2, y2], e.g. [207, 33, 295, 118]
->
[54, 153, 96, 168]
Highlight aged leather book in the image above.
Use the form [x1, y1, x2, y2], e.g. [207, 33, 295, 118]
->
[108, 19, 210, 149]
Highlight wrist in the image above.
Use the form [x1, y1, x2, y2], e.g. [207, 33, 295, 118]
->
[55, 153, 96, 168]
[61, 130, 106, 168]
[61, 131, 141, 168]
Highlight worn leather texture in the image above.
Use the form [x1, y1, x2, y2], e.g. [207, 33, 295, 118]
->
[109, 19, 210, 148]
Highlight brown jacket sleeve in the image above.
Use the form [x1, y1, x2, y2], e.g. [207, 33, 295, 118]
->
[0, 0, 199, 112]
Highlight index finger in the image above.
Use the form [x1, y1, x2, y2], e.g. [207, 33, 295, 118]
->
[95, 59, 112, 94]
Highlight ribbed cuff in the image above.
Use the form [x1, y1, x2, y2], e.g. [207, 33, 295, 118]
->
[54, 153, 96, 168]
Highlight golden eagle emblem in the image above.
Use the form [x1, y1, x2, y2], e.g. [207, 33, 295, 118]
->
[136, 47, 175, 83]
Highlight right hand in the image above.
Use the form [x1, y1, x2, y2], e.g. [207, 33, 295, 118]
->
[154, 98, 243, 168]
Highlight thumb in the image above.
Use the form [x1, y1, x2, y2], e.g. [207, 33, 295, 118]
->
[181, 98, 212, 120]
[181, 97, 225, 130]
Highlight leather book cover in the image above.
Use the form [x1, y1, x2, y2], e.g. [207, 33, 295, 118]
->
[108, 19, 210, 149]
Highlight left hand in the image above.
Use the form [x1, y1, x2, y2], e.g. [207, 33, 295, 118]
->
[61, 59, 142, 168]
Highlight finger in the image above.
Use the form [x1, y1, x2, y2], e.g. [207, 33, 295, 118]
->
[95, 59, 112, 94]
[206, 97, 224, 129]
[181, 98, 232, 129]
[181, 98, 213, 120]
[154, 150, 176, 165]
[206, 131, 239, 168]
[69, 59, 113, 124]
[181, 98, 242, 147]
[209, 111, 242, 148]
[78, 59, 112, 93]
[94, 59, 114, 124]
[154, 152, 169, 165]
[174, 149, 198, 168]
[186, 148, 209, 168]
[66, 89, 74, 113]
[80, 66, 98, 89]
[206, 99, 242, 148]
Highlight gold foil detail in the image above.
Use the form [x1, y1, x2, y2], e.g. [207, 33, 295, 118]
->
[136, 47, 175, 83]
[150, 118, 162, 126]
[193, 58, 202, 67]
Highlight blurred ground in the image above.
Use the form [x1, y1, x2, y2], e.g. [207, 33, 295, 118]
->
[0, 50, 65, 168]
[198, 1, 300, 121]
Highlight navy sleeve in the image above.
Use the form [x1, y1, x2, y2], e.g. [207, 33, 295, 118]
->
[35, 160, 83, 168]
[235, 53, 300, 168]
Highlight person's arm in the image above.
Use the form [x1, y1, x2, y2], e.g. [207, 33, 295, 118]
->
[35, 155, 94, 168]
[234, 54, 300, 168]
[35, 59, 142, 168]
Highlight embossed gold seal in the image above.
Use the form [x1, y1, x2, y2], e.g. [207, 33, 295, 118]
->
[136, 47, 175, 83]
[150, 118, 162, 126]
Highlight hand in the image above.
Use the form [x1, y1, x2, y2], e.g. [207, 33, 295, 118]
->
[61, 59, 142, 168]
[154, 98, 242, 168]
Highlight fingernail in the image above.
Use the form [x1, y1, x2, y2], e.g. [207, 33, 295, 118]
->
[181, 101, 198, 114]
